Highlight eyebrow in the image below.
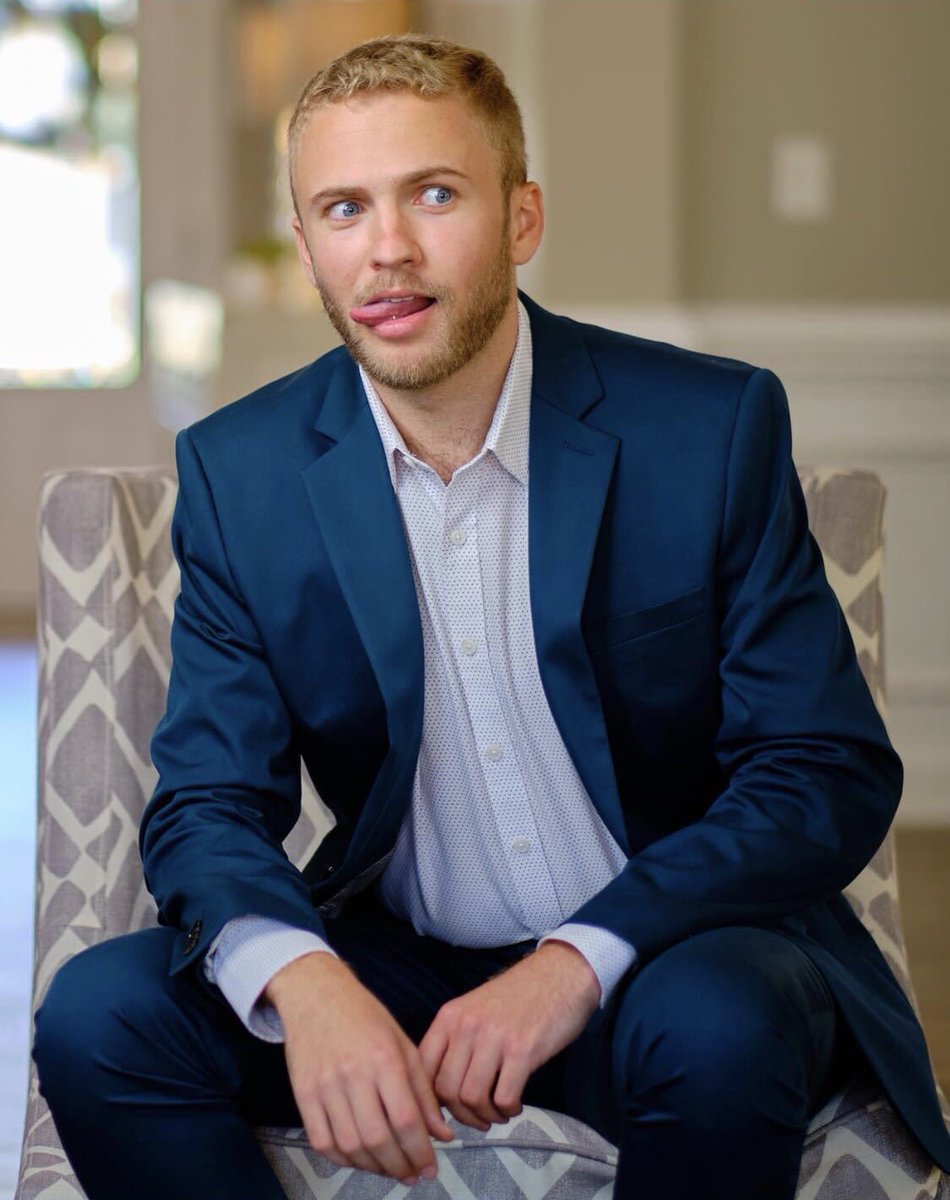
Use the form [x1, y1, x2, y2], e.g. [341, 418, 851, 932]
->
[307, 166, 471, 209]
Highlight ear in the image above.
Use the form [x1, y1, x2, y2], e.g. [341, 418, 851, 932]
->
[291, 216, 317, 285]
[509, 181, 544, 267]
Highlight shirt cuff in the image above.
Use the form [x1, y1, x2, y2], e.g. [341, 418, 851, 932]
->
[537, 922, 638, 1010]
[204, 915, 339, 1042]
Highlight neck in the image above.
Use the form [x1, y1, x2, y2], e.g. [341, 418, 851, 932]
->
[369, 299, 519, 484]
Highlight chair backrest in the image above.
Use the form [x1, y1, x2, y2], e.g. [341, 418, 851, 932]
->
[797, 469, 911, 1002]
[28, 464, 912, 1010]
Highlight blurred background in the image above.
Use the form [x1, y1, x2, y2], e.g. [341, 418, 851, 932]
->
[1, 0, 948, 1192]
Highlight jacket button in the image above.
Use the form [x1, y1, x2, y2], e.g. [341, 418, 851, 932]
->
[184, 920, 202, 954]
[319, 864, 336, 881]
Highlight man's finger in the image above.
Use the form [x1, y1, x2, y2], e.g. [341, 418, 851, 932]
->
[346, 1075, 419, 1181]
[299, 1098, 349, 1168]
[323, 1082, 389, 1177]
[433, 1035, 493, 1130]
[377, 1068, 442, 1180]
[458, 1045, 509, 1125]
[417, 1020, 449, 1083]
[404, 1047, 455, 1142]
[493, 1053, 529, 1118]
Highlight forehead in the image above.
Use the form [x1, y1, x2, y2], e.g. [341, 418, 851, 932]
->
[293, 91, 498, 191]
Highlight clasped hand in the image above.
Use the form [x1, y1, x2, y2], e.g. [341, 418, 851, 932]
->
[270, 941, 600, 1187]
[417, 940, 600, 1131]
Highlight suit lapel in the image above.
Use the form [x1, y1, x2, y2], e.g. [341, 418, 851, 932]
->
[297, 307, 630, 862]
[299, 357, 423, 857]
[526, 298, 630, 855]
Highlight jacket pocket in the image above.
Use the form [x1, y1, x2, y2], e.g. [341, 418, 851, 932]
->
[586, 584, 709, 653]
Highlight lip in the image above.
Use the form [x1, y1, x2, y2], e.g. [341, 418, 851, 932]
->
[360, 289, 429, 305]
[348, 289, 438, 338]
[360, 299, 438, 340]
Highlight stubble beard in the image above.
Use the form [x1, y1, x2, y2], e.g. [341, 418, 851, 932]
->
[312, 219, 514, 392]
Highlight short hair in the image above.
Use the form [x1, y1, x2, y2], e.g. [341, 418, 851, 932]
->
[287, 34, 527, 213]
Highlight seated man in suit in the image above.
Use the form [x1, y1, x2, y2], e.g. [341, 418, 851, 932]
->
[34, 32, 950, 1200]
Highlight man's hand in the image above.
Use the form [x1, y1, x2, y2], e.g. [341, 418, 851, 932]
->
[417, 940, 601, 1131]
[266, 952, 455, 1186]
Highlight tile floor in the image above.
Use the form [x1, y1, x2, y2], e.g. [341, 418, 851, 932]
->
[0, 642, 37, 1200]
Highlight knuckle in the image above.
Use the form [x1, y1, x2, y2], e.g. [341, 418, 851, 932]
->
[336, 1133, 361, 1157]
[308, 1130, 333, 1156]
[457, 1012, 480, 1036]
[438, 999, 459, 1025]
[298, 1084, 323, 1111]
[336, 1055, 364, 1084]
[367, 1046, 398, 1075]
[314, 1068, 341, 1094]
[363, 1130, 390, 1154]
[506, 1039, 532, 1067]
[390, 1108, 420, 1136]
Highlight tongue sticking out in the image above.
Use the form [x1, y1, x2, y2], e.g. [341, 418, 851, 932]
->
[350, 295, 435, 327]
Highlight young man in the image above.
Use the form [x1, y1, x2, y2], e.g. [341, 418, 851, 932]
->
[34, 34, 950, 1200]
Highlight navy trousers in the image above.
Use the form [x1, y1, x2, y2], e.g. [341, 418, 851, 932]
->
[34, 885, 855, 1200]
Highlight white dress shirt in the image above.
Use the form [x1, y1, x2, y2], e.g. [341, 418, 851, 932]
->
[205, 302, 637, 1041]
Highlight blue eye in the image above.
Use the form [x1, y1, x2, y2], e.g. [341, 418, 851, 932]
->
[421, 185, 453, 206]
[328, 200, 361, 220]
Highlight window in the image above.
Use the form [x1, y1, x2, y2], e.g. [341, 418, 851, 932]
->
[0, 0, 139, 387]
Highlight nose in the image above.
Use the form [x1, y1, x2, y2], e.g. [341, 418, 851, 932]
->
[369, 203, 422, 271]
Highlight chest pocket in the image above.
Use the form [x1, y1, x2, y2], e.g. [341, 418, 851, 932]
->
[586, 584, 719, 773]
[585, 584, 709, 655]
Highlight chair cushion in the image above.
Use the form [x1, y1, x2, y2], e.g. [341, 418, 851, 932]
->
[254, 1077, 948, 1200]
[257, 1108, 618, 1200]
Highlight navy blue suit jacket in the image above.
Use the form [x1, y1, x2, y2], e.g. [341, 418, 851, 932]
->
[143, 294, 950, 1169]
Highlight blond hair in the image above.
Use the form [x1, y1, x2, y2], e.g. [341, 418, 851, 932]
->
[287, 34, 527, 213]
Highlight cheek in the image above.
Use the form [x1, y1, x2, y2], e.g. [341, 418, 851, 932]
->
[310, 237, 361, 290]
[432, 223, 504, 282]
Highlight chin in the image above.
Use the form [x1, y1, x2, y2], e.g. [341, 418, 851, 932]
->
[349, 335, 450, 392]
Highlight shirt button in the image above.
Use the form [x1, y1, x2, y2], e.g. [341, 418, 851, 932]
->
[511, 836, 531, 853]
[448, 527, 467, 547]
[485, 743, 504, 762]
[460, 637, 478, 656]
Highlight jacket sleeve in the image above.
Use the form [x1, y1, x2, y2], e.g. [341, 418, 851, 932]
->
[141, 428, 329, 974]
[568, 367, 902, 963]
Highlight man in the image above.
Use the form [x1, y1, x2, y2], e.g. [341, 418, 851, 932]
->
[34, 33, 950, 1200]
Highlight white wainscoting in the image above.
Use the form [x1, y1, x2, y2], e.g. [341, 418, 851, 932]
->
[566, 305, 950, 825]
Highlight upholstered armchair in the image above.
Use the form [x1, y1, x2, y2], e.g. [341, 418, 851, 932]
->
[16, 465, 950, 1199]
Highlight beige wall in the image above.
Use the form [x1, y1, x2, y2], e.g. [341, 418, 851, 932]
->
[682, 0, 950, 302]
[426, 0, 950, 304]
[538, 0, 680, 305]
[422, 0, 680, 306]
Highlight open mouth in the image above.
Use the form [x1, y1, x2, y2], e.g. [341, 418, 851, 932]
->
[349, 294, 437, 328]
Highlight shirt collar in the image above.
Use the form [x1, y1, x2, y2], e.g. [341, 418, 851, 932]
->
[358, 298, 532, 488]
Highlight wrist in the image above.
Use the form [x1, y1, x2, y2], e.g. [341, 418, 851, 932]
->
[534, 940, 601, 1008]
[264, 949, 350, 1013]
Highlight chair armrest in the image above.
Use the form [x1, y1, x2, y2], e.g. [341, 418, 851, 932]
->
[33, 467, 178, 1000]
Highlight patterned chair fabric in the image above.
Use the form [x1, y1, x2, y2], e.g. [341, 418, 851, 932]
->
[16, 466, 950, 1200]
